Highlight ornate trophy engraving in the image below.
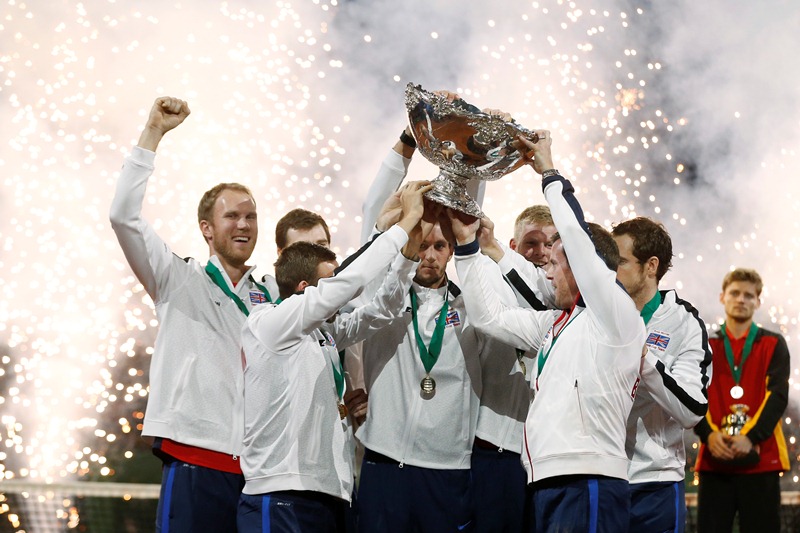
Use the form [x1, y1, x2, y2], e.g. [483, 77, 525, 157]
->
[721, 403, 750, 436]
[405, 83, 539, 218]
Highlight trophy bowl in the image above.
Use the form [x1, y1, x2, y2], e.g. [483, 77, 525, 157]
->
[405, 83, 539, 218]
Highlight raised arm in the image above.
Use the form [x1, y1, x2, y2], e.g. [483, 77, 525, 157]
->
[250, 182, 432, 351]
[330, 251, 417, 348]
[518, 132, 641, 345]
[360, 130, 416, 244]
[109, 97, 191, 302]
[136, 97, 192, 152]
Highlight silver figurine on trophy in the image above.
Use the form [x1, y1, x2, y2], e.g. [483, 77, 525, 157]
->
[405, 83, 539, 218]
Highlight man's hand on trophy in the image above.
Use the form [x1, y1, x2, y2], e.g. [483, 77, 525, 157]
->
[402, 200, 440, 261]
[398, 180, 432, 224]
[707, 431, 736, 461]
[398, 181, 434, 259]
[446, 208, 480, 246]
[376, 190, 403, 232]
[432, 90, 460, 102]
[482, 108, 514, 122]
[476, 216, 504, 263]
[516, 131, 555, 175]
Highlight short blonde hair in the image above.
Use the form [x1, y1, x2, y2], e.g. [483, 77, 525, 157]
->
[513, 205, 553, 241]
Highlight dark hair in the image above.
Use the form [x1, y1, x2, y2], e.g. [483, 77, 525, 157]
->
[275, 241, 337, 300]
[552, 222, 620, 271]
[275, 208, 331, 249]
[612, 217, 673, 281]
[722, 268, 763, 296]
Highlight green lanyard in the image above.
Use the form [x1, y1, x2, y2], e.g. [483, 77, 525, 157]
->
[410, 286, 450, 375]
[318, 328, 345, 401]
[537, 303, 579, 376]
[640, 291, 661, 325]
[721, 323, 759, 385]
[205, 261, 272, 316]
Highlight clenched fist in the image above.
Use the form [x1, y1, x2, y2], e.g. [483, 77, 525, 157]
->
[137, 96, 191, 151]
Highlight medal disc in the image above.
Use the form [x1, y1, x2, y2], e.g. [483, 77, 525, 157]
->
[338, 403, 348, 420]
[519, 359, 527, 376]
[420, 375, 436, 395]
[730, 385, 744, 399]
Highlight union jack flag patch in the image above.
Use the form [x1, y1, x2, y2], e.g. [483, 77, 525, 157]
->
[437, 309, 461, 328]
[249, 291, 267, 305]
[646, 331, 670, 351]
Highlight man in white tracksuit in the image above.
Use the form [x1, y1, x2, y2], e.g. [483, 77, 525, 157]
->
[110, 97, 278, 533]
[238, 181, 432, 532]
[357, 124, 539, 532]
[612, 217, 711, 531]
[451, 130, 646, 533]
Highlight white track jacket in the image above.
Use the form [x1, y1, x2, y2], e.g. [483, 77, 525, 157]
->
[240, 225, 416, 500]
[455, 174, 647, 483]
[109, 146, 277, 457]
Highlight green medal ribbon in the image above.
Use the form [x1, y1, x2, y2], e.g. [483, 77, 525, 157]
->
[410, 286, 450, 375]
[721, 322, 759, 385]
[640, 291, 661, 325]
[205, 261, 272, 316]
[334, 350, 345, 401]
[318, 328, 345, 401]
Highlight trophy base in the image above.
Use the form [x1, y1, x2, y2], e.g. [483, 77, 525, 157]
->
[424, 173, 484, 218]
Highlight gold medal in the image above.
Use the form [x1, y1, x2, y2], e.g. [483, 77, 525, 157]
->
[519, 359, 527, 376]
[338, 403, 348, 420]
[420, 375, 436, 395]
[730, 385, 744, 399]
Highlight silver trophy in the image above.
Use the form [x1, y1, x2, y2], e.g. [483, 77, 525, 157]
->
[721, 403, 750, 436]
[405, 83, 539, 218]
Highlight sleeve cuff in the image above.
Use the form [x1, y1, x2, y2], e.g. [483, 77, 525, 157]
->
[130, 145, 156, 167]
[454, 239, 480, 256]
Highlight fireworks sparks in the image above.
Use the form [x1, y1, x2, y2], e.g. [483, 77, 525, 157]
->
[1, 0, 799, 497]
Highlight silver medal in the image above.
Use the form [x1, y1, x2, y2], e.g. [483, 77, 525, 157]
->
[730, 385, 744, 399]
[420, 375, 436, 395]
